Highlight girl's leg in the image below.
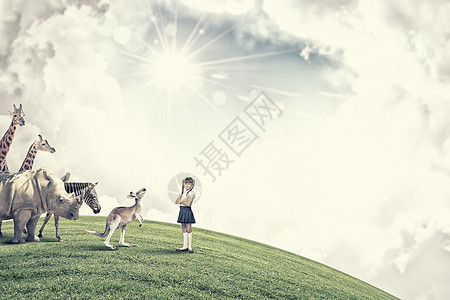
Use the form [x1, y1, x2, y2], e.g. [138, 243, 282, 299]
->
[183, 224, 188, 249]
[186, 224, 193, 253]
[177, 224, 188, 251]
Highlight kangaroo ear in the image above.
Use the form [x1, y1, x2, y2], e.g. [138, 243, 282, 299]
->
[127, 191, 135, 199]
[61, 172, 71, 182]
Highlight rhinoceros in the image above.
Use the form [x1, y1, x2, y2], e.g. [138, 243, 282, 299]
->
[0, 168, 83, 244]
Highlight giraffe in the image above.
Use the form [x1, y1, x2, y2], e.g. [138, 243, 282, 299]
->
[0, 162, 9, 173]
[0, 104, 25, 173]
[0, 104, 25, 237]
[0, 134, 55, 237]
[19, 134, 56, 171]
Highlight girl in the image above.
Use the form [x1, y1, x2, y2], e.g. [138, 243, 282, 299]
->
[175, 177, 196, 253]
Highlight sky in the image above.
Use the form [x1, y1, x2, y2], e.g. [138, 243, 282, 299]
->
[1, 0, 450, 299]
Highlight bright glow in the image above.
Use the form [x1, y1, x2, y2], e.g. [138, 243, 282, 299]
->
[153, 51, 198, 90]
[115, 4, 299, 125]
[113, 26, 131, 44]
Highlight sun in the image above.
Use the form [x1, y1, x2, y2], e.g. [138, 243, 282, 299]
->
[113, 3, 299, 125]
[152, 51, 199, 91]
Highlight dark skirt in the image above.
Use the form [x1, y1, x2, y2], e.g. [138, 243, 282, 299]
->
[177, 206, 196, 224]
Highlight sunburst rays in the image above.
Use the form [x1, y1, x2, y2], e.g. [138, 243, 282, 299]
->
[112, 2, 300, 128]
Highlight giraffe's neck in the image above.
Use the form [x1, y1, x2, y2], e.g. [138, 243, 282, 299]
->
[19, 141, 38, 172]
[0, 120, 17, 168]
[0, 162, 9, 173]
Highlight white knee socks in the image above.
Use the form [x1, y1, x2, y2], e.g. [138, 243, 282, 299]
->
[181, 232, 188, 249]
[188, 232, 193, 250]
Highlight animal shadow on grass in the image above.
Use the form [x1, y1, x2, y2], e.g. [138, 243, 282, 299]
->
[35, 238, 61, 243]
[0, 234, 26, 245]
[0, 234, 67, 245]
[82, 242, 152, 252]
[139, 246, 198, 256]
[0, 234, 12, 245]
[82, 244, 120, 251]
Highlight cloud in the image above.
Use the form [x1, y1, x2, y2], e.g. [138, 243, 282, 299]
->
[0, 2, 181, 219]
[299, 45, 312, 61]
[79, 194, 120, 217]
[145, 208, 174, 224]
[248, 1, 450, 299]
[150, 0, 450, 298]
[2, 1, 450, 299]
[178, 0, 254, 15]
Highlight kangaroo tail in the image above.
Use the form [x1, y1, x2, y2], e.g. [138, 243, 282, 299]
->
[86, 223, 110, 238]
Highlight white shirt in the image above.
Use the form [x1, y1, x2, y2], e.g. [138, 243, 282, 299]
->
[180, 189, 196, 206]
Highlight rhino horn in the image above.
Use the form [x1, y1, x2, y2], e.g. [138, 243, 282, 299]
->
[76, 191, 85, 205]
[69, 192, 83, 205]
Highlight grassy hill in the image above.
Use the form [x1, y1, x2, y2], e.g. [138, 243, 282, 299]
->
[0, 216, 398, 299]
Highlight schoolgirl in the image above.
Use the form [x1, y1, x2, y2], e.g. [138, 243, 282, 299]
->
[175, 177, 196, 253]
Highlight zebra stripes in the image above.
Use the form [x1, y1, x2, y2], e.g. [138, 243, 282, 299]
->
[37, 181, 100, 241]
[64, 182, 100, 213]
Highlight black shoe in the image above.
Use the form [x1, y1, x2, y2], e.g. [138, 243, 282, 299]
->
[188, 249, 194, 253]
[176, 248, 188, 252]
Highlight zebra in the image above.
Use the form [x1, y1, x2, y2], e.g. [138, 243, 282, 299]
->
[37, 181, 100, 241]
[0, 180, 100, 239]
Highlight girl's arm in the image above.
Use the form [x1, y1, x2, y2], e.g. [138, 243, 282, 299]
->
[180, 195, 195, 207]
[175, 194, 182, 204]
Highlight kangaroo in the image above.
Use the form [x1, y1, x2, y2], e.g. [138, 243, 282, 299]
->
[86, 187, 146, 250]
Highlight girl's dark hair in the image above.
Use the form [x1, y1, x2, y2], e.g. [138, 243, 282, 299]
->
[182, 177, 195, 197]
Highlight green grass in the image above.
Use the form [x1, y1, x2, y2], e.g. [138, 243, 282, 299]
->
[0, 216, 398, 300]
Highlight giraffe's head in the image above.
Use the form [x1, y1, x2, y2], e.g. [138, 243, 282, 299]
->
[36, 134, 56, 153]
[9, 104, 25, 126]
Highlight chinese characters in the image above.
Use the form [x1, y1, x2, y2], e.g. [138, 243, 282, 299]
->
[194, 91, 283, 182]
